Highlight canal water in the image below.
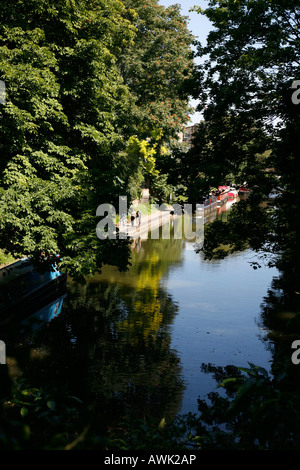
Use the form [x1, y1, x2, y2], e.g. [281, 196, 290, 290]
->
[4, 202, 278, 424]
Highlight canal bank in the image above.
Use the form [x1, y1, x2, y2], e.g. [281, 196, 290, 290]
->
[124, 207, 177, 240]
[121, 192, 232, 241]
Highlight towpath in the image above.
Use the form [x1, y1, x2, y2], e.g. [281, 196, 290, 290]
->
[119, 208, 176, 240]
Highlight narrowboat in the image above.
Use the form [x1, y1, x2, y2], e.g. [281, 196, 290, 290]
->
[238, 185, 250, 196]
[227, 188, 238, 198]
[0, 257, 67, 324]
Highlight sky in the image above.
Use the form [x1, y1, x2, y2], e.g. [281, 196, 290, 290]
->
[158, 0, 212, 124]
[159, 0, 211, 46]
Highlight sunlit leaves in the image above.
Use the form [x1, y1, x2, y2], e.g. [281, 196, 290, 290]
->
[120, 0, 195, 138]
[0, 0, 196, 278]
[182, 0, 300, 269]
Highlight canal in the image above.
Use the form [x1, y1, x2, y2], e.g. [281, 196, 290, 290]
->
[3, 201, 278, 428]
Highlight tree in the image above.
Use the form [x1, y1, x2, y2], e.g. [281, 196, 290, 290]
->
[119, 0, 196, 188]
[120, 0, 195, 133]
[168, 2, 300, 449]
[0, 0, 197, 278]
[0, 0, 136, 279]
[193, 0, 300, 124]
[185, 0, 300, 264]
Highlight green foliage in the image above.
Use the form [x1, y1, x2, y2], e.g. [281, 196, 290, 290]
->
[0, 250, 15, 267]
[184, 0, 300, 269]
[177, 0, 299, 202]
[196, 362, 300, 450]
[181, 2, 300, 450]
[120, 0, 195, 141]
[126, 135, 158, 177]
[200, 198, 276, 265]
[149, 173, 173, 204]
[0, 0, 195, 279]
[118, 0, 196, 202]
[0, 376, 86, 449]
[2, 357, 300, 450]
[181, 117, 274, 203]
[105, 414, 201, 451]
[0, 0, 137, 279]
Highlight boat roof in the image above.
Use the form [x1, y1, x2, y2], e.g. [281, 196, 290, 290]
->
[0, 258, 33, 285]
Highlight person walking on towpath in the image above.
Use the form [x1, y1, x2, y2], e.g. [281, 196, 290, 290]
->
[136, 209, 141, 227]
[131, 209, 136, 226]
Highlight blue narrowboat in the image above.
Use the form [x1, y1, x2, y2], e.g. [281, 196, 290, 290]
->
[0, 257, 67, 324]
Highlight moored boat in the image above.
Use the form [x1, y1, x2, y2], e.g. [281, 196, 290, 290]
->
[238, 185, 250, 196]
[0, 257, 67, 324]
[217, 185, 239, 199]
[217, 185, 230, 201]
[227, 187, 238, 198]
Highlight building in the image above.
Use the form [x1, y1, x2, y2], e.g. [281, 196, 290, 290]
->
[178, 123, 199, 146]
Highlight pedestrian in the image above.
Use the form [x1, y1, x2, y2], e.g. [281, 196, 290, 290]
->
[136, 209, 141, 227]
[138, 210, 142, 226]
[131, 210, 135, 226]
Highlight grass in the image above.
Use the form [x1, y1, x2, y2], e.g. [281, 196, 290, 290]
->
[0, 249, 15, 268]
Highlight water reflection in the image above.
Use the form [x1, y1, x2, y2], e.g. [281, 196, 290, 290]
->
[258, 261, 300, 377]
[91, 235, 184, 346]
[3, 233, 187, 423]
[85, 235, 186, 419]
[1, 199, 281, 426]
[20, 295, 66, 334]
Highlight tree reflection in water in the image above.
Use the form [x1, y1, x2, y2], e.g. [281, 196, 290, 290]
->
[7, 233, 186, 427]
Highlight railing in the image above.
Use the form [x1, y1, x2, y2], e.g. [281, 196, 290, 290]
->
[204, 196, 217, 207]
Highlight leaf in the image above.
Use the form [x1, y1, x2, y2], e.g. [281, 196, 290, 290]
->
[47, 400, 56, 410]
[236, 378, 256, 399]
[158, 417, 166, 430]
[20, 407, 28, 417]
[217, 377, 239, 388]
[67, 395, 85, 406]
